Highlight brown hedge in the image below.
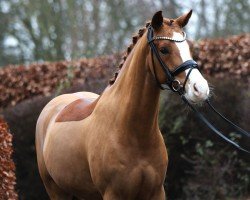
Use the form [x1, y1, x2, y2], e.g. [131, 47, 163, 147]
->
[0, 34, 249, 109]
[191, 34, 250, 78]
[0, 117, 17, 200]
[0, 55, 119, 108]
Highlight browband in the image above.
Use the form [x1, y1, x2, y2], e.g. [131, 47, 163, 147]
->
[153, 32, 186, 43]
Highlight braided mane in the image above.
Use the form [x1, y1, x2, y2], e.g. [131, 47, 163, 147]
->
[109, 22, 151, 85]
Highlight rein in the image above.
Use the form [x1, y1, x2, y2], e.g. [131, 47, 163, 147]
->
[147, 25, 250, 154]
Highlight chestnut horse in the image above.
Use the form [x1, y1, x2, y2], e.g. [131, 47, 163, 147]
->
[36, 10, 209, 199]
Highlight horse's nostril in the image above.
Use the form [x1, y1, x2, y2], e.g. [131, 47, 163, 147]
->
[193, 83, 199, 92]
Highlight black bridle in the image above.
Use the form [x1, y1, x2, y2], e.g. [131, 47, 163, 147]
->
[147, 25, 198, 93]
[147, 25, 250, 154]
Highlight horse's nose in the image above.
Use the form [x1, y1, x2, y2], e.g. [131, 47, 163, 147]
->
[192, 82, 209, 99]
[193, 83, 200, 96]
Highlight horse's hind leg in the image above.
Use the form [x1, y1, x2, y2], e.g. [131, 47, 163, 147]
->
[38, 160, 72, 199]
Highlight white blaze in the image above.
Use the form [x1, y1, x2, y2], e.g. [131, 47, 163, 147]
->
[173, 32, 209, 102]
[172, 32, 192, 62]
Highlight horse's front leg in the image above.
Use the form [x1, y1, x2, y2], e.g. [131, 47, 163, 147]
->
[102, 186, 166, 200]
[151, 186, 166, 200]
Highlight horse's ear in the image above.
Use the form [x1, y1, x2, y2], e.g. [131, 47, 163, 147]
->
[176, 10, 192, 28]
[151, 11, 163, 30]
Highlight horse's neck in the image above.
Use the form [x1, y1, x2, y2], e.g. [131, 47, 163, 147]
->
[97, 35, 160, 136]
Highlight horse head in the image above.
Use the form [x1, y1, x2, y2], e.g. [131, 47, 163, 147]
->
[147, 10, 210, 103]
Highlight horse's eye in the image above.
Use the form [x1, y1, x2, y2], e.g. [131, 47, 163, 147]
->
[160, 47, 169, 55]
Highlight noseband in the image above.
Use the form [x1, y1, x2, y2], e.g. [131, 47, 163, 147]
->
[147, 25, 250, 154]
[147, 25, 197, 94]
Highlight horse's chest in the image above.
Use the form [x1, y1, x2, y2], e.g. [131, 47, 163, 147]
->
[90, 140, 168, 198]
[96, 160, 165, 199]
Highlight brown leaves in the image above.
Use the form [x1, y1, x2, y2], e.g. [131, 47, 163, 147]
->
[0, 55, 119, 108]
[0, 118, 18, 199]
[191, 34, 250, 78]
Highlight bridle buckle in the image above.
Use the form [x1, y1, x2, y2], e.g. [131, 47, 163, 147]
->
[171, 79, 182, 92]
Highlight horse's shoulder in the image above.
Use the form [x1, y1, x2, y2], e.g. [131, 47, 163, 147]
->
[55, 92, 99, 122]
